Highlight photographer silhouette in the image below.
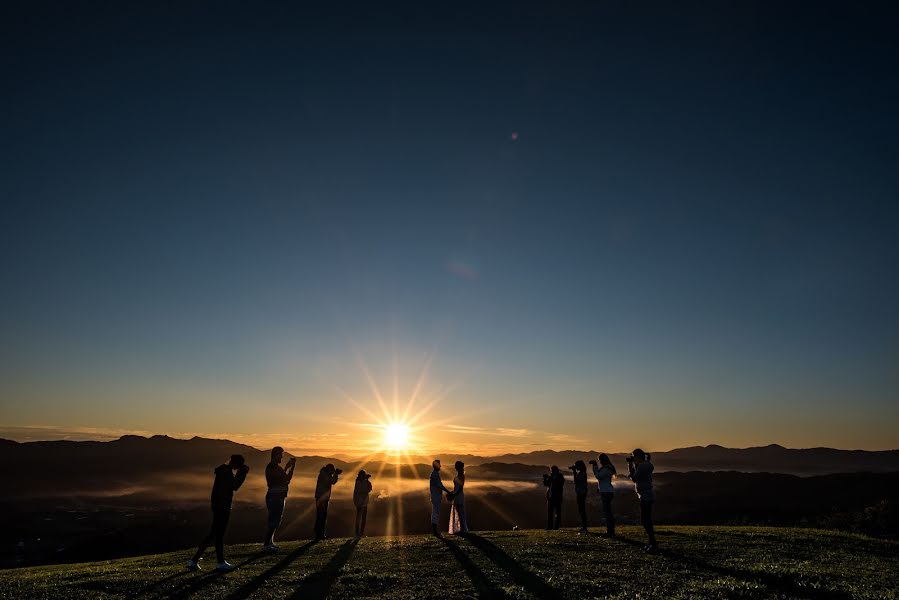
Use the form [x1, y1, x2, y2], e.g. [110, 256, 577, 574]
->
[627, 449, 657, 552]
[314, 463, 342, 540]
[543, 466, 565, 530]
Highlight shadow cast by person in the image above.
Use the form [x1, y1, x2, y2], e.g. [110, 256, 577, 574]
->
[606, 533, 850, 600]
[659, 548, 853, 600]
[222, 541, 317, 600]
[127, 570, 188, 598]
[440, 537, 507, 599]
[287, 539, 357, 600]
[167, 551, 270, 600]
[464, 534, 562, 600]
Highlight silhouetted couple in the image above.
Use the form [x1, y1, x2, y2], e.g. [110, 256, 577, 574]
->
[430, 459, 468, 537]
[187, 455, 249, 571]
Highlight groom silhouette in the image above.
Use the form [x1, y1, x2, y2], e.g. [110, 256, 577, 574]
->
[429, 459, 452, 537]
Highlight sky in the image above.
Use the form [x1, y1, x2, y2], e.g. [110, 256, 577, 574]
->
[1, 1, 898, 454]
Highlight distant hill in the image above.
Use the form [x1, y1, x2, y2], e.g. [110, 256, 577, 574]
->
[2, 435, 898, 499]
[0, 435, 358, 497]
[473, 445, 899, 475]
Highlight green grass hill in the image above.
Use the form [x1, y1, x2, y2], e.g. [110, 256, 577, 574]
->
[2, 526, 897, 599]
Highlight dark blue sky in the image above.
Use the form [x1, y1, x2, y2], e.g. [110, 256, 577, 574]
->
[2, 1, 898, 451]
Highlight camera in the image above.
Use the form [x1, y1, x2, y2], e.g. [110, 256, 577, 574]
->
[542, 473, 551, 484]
[568, 464, 577, 471]
[588, 459, 597, 465]
[335, 468, 343, 475]
[626, 456, 634, 463]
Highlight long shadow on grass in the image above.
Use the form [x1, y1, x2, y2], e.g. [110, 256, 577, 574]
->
[222, 541, 318, 600]
[464, 534, 563, 600]
[286, 539, 357, 599]
[610, 533, 852, 600]
[126, 570, 187, 598]
[440, 536, 507, 598]
[166, 551, 270, 599]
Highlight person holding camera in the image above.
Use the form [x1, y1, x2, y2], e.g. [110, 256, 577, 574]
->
[627, 449, 657, 552]
[590, 453, 616, 537]
[543, 465, 565, 530]
[571, 460, 589, 533]
[263, 446, 296, 552]
[187, 454, 249, 572]
[314, 463, 342, 540]
[429, 459, 452, 537]
[353, 469, 373, 539]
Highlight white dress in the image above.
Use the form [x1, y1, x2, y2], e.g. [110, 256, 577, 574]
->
[449, 475, 468, 534]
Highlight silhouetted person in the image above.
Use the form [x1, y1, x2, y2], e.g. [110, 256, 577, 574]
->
[590, 453, 616, 536]
[263, 446, 295, 552]
[627, 448, 657, 552]
[314, 463, 341, 540]
[353, 469, 372, 538]
[571, 460, 589, 533]
[187, 454, 249, 571]
[543, 465, 564, 530]
[429, 459, 452, 537]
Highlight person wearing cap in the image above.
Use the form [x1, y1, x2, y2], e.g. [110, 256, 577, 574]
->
[314, 463, 341, 540]
[353, 470, 373, 539]
[187, 454, 249, 572]
[263, 446, 296, 553]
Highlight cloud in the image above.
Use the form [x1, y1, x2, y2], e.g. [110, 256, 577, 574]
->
[0, 425, 155, 442]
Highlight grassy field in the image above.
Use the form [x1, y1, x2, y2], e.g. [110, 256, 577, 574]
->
[1, 526, 897, 599]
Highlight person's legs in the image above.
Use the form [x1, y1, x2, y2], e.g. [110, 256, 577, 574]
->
[431, 498, 441, 535]
[640, 500, 656, 546]
[314, 497, 329, 539]
[192, 512, 216, 562]
[546, 501, 554, 529]
[265, 495, 285, 546]
[601, 492, 615, 536]
[577, 491, 588, 530]
[553, 499, 562, 529]
[213, 508, 231, 563]
[360, 506, 368, 536]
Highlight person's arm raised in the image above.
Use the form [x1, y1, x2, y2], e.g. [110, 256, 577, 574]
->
[233, 466, 249, 490]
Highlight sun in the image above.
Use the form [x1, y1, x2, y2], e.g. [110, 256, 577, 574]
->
[384, 422, 411, 450]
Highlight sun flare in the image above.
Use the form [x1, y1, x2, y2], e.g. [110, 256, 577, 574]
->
[384, 422, 411, 450]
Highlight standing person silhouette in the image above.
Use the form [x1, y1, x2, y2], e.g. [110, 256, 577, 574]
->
[572, 460, 589, 533]
[429, 459, 452, 537]
[353, 470, 373, 539]
[627, 448, 657, 552]
[590, 453, 617, 537]
[263, 446, 295, 552]
[314, 464, 341, 540]
[187, 455, 249, 572]
[448, 461, 468, 535]
[543, 465, 565, 530]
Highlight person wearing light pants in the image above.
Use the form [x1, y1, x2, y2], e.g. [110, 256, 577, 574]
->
[429, 459, 452, 537]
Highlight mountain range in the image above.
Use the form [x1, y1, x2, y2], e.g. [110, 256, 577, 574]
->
[2, 434, 898, 499]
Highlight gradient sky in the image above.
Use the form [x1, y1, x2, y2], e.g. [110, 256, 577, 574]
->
[2, 1, 898, 454]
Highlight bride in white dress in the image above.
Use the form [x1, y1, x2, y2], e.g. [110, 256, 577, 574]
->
[448, 460, 469, 535]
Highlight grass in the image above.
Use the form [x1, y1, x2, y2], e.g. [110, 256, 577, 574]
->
[1, 526, 897, 599]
